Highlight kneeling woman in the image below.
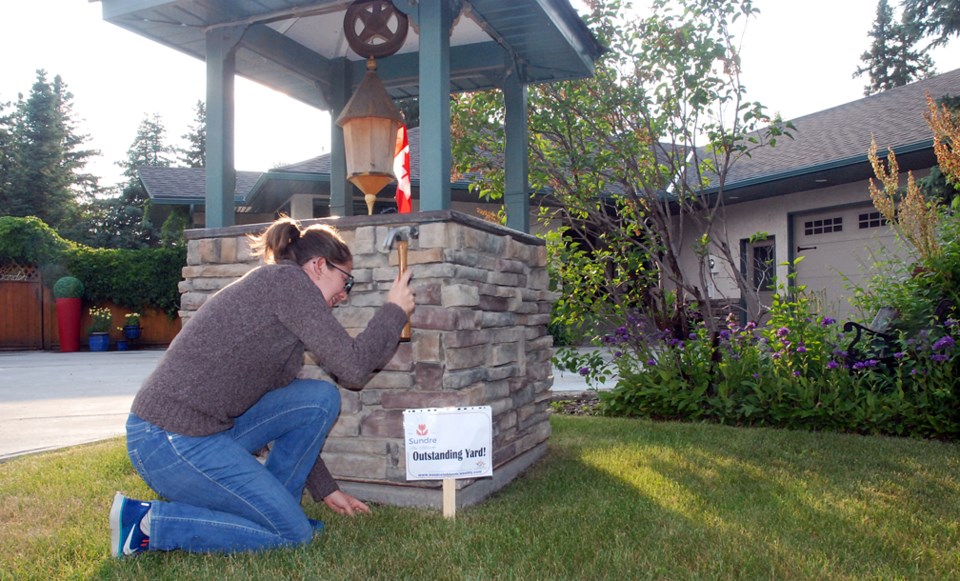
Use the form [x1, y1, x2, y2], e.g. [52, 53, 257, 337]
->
[110, 217, 414, 556]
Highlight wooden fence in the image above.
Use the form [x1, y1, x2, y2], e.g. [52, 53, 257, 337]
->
[0, 261, 181, 350]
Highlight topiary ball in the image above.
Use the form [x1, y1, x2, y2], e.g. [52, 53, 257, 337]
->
[53, 276, 84, 299]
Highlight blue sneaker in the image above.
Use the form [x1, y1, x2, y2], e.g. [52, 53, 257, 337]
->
[109, 493, 151, 557]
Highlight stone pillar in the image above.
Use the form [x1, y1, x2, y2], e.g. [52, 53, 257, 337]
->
[179, 210, 556, 509]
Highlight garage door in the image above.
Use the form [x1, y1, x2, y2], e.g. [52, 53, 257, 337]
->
[793, 205, 905, 321]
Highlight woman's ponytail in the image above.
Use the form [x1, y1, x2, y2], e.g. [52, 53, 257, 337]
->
[250, 216, 301, 264]
[250, 216, 351, 266]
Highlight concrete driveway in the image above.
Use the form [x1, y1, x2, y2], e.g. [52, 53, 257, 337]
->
[0, 349, 164, 461]
[0, 346, 607, 462]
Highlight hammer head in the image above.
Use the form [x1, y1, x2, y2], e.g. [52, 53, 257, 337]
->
[381, 225, 419, 252]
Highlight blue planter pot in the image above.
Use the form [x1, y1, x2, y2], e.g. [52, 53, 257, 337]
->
[123, 325, 141, 340]
[88, 332, 110, 352]
[116, 340, 129, 351]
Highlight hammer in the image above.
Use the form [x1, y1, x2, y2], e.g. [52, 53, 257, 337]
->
[381, 225, 419, 340]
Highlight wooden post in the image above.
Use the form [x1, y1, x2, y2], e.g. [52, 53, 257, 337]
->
[442, 478, 456, 519]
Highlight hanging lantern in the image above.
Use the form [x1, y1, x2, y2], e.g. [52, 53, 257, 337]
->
[337, 0, 409, 215]
[336, 57, 404, 215]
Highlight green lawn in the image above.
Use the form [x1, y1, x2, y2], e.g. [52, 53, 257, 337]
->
[2, 416, 959, 580]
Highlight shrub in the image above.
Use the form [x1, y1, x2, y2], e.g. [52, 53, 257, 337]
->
[0, 216, 75, 284]
[570, 281, 960, 439]
[69, 246, 185, 317]
[0, 216, 186, 317]
[53, 276, 84, 299]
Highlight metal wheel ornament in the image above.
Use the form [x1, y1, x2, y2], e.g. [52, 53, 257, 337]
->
[344, 0, 409, 59]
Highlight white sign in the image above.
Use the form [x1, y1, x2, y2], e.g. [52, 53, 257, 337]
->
[403, 406, 493, 481]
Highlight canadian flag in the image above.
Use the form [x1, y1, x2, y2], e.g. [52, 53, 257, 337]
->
[394, 124, 412, 214]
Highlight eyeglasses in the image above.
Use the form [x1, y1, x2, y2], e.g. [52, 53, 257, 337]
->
[328, 263, 354, 295]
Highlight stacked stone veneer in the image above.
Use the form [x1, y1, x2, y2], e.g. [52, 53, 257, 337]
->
[180, 210, 556, 509]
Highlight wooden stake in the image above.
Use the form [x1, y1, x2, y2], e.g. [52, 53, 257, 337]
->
[442, 478, 456, 519]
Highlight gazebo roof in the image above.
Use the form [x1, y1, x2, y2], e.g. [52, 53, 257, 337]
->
[95, 0, 605, 109]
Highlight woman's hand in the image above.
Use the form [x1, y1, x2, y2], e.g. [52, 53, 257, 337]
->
[323, 490, 371, 516]
[386, 268, 415, 316]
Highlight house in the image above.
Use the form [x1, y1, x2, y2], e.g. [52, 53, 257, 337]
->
[681, 68, 960, 322]
[139, 126, 506, 225]
[142, 68, 960, 321]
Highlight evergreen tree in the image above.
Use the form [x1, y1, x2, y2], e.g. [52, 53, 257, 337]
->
[902, 0, 960, 48]
[854, 0, 936, 95]
[0, 70, 99, 229]
[397, 97, 420, 129]
[178, 100, 205, 168]
[88, 113, 174, 248]
[0, 99, 16, 216]
[119, 113, 174, 181]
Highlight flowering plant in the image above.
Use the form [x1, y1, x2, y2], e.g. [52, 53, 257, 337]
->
[87, 306, 113, 334]
[123, 312, 141, 327]
[561, 272, 960, 438]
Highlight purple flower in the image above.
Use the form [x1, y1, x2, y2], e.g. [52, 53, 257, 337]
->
[777, 327, 790, 337]
[932, 354, 949, 363]
[646, 359, 657, 367]
[821, 317, 836, 326]
[946, 319, 957, 328]
[793, 370, 801, 377]
[752, 373, 761, 379]
[689, 332, 698, 340]
[827, 360, 839, 370]
[894, 352, 905, 359]
[772, 351, 783, 360]
[796, 343, 807, 353]
[745, 321, 757, 330]
[578, 367, 590, 376]
[719, 330, 732, 341]
[614, 351, 623, 358]
[932, 336, 955, 351]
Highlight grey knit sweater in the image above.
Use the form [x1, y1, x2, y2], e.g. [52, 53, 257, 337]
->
[131, 260, 407, 500]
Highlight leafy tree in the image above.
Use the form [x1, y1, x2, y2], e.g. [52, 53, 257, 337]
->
[854, 0, 935, 96]
[453, 0, 790, 340]
[0, 70, 100, 230]
[178, 100, 205, 168]
[902, 0, 960, 48]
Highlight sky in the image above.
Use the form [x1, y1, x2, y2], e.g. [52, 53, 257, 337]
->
[2, 1, 959, 190]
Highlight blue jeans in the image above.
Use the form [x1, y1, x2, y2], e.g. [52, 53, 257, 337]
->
[125, 379, 340, 553]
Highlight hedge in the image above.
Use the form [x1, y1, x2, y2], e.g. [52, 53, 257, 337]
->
[0, 216, 186, 317]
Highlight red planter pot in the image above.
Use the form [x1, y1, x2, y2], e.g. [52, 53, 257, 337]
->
[56, 298, 82, 352]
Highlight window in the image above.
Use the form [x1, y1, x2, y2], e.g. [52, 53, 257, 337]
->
[803, 216, 843, 235]
[858, 211, 887, 229]
[752, 243, 776, 291]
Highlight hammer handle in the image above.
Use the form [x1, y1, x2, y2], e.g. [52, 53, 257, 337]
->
[397, 240, 411, 341]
